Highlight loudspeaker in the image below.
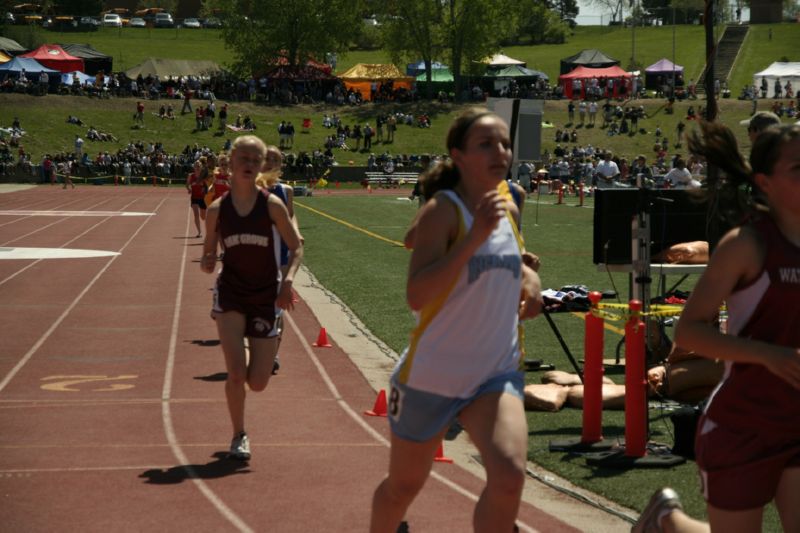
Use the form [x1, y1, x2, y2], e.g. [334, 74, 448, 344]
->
[593, 189, 709, 265]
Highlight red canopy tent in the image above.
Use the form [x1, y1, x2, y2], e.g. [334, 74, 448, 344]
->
[20, 44, 84, 74]
[559, 65, 632, 99]
[267, 54, 332, 75]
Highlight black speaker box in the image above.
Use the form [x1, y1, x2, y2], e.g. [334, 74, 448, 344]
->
[593, 188, 709, 265]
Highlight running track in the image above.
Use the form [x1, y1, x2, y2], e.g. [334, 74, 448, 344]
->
[0, 186, 629, 532]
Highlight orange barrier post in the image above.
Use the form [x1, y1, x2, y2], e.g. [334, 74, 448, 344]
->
[578, 180, 585, 207]
[624, 300, 647, 457]
[556, 184, 564, 205]
[364, 389, 388, 417]
[114, 175, 118, 186]
[152, 175, 157, 187]
[582, 291, 604, 444]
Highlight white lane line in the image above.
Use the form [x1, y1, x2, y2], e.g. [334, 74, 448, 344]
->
[0, 195, 150, 287]
[283, 314, 540, 533]
[0, 210, 154, 217]
[160, 206, 254, 533]
[0, 198, 118, 242]
[0, 247, 119, 259]
[0, 196, 168, 393]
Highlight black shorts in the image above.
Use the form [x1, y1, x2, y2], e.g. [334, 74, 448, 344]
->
[191, 198, 206, 209]
[212, 286, 279, 338]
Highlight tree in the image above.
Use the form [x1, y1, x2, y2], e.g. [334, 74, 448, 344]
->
[380, 0, 444, 99]
[376, 0, 515, 100]
[202, 0, 360, 76]
[53, 0, 103, 15]
[138, 0, 178, 15]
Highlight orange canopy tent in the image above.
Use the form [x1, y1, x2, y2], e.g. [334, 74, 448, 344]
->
[337, 63, 414, 101]
[20, 44, 84, 73]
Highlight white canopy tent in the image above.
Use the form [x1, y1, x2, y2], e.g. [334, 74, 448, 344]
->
[753, 62, 800, 98]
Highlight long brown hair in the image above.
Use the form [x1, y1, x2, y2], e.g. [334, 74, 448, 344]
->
[688, 122, 800, 239]
[418, 107, 498, 200]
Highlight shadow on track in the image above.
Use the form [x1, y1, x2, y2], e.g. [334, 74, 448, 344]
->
[139, 452, 249, 484]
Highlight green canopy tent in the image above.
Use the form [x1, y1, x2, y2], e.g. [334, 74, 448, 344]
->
[415, 68, 454, 96]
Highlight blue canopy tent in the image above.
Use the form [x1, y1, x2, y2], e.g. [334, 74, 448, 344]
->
[0, 56, 60, 82]
[406, 60, 448, 77]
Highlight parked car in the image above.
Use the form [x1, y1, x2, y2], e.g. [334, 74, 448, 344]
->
[102, 13, 122, 27]
[154, 12, 174, 28]
[203, 17, 222, 28]
[129, 17, 146, 28]
[77, 16, 100, 30]
[182, 17, 201, 28]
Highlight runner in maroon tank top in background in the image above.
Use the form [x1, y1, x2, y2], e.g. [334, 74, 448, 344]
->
[200, 135, 303, 460]
[632, 123, 800, 533]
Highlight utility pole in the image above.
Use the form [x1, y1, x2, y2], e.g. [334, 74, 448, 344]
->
[704, 0, 717, 121]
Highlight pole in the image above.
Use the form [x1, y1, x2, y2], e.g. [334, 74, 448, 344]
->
[582, 292, 604, 444]
[672, 5, 677, 93]
[624, 299, 647, 457]
[631, 0, 636, 67]
[704, 0, 718, 121]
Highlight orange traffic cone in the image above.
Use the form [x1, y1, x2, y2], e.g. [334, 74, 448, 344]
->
[313, 327, 332, 347]
[434, 442, 453, 463]
[364, 389, 388, 417]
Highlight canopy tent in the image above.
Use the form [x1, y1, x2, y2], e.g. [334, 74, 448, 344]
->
[481, 53, 526, 69]
[0, 37, 26, 54]
[337, 63, 415, 101]
[266, 55, 332, 75]
[754, 62, 800, 98]
[125, 58, 223, 79]
[416, 68, 454, 82]
[415, 68, 455, 96]
[0, 51, 11, 64]
[484, 64, 548, 81]
[406, 60, 448, 77]
[0, 56, 59, 81]
[644, 58, 684, 90]
[560, 49, 619, 75]
[264, 65, 336, 81]
[20, 44, 84, 73]
[59, 43, 113, 75]
[61, 70, 109, 86]
[559, 65, 632, 99]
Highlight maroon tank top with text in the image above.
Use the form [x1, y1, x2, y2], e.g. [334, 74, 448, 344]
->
[216, 190, 280, 306]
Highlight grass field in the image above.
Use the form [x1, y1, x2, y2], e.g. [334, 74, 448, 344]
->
[0, 93, 771, 170]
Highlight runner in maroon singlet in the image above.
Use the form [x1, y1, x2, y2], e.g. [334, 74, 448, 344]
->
[632, 123, 800, 533]
[200, 135, 303, 460]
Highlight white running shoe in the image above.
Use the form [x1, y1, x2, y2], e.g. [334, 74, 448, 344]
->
[229, 432, 251, 460]
[631, 487, 683, 533]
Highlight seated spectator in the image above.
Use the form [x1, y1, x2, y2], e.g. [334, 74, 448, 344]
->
[66, 115, 84, 126]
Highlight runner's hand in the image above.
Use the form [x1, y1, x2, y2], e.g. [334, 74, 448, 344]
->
[469, 190, 505, 245]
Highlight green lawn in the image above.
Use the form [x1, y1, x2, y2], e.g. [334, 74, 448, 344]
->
[0, 94, 766, 170]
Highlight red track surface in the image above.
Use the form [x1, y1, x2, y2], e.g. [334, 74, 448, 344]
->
[0, 187, 586, 532]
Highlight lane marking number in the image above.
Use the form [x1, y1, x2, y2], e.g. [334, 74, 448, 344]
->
[40, 375, 137, 392]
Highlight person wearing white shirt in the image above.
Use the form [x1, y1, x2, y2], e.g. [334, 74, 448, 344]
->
[664, 159, 700, 188]
[595, 152, 620, 187]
